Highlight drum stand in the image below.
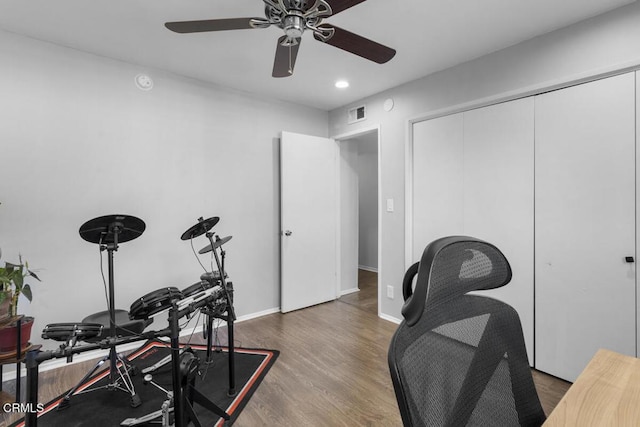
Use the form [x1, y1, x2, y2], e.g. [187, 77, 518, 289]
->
[60, 219, 142, 410]
[26, 327, 168, 427]
[180, 217, 238, 397]
[121, 301, 230, 427]
[170, 302, 230, 427]
[203, 232, 237, 397]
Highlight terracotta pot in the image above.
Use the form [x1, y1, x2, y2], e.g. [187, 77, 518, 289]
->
[0, 316, 34, 353]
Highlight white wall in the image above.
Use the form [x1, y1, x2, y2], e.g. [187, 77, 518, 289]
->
[356, 136, 378, 271]
[339, 132, 378, 295]
[0, 30, 328, 348]
[328, 1, 640, 320]
[339, 141, 359, 294]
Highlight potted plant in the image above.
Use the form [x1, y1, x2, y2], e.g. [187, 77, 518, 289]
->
[0, 248, 41, 355]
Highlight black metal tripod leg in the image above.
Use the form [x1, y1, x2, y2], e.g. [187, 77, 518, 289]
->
[206, 314, 214, 362]
[25, 350, 40, 427]
[114, 353, 141, 407]
[190, 384, 230, 420]
[184, 399, 203, 427]
[56, 356, 108, 410]
[227, 318, 236, 396]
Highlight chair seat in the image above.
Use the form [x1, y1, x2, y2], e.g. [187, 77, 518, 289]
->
[82, 309, 152, 342]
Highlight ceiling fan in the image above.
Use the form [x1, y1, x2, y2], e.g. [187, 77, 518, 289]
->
[165, 0, 396, 77]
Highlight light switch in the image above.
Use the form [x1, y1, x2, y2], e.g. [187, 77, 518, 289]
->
[386, 198, 394, 212]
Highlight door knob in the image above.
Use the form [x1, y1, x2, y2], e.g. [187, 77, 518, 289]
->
[284, 230, 292, 236]
[625, 256, 634, 263]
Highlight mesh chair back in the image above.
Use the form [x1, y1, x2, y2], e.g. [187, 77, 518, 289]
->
[389, 236, 545, 427]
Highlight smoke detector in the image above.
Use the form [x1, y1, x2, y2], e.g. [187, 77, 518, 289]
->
[135, 74, 154, 91]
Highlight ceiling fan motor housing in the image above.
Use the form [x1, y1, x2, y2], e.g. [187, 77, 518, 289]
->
[263, 0, 332, 26]
[283, 14, 305, 38]
[289, 0, 313, 9]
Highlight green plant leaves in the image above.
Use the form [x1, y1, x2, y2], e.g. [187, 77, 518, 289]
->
[22, 284, 32, 302]
[13, 269, 23, 289]
[0, 259, 41, 314]
[28, 269, 41, 282]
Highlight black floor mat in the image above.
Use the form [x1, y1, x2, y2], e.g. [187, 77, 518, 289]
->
[12, 340, 278, 427]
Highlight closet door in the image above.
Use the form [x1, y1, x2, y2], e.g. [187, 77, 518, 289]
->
[411, 100, 535, 360]
[535, 73, 636, 382]
[463, 98, 535, 360]
[411, 113, 464, 260]
[637, 71, 640, 352]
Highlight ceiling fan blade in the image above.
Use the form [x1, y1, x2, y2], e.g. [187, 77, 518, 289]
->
[165, 17, 262, 33]
[273, 36, 301, 78]
[314, 25, 395, 64]
[325, 0, 368, 15]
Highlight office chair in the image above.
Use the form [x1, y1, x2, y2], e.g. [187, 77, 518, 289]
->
[388, 236, 546, 427]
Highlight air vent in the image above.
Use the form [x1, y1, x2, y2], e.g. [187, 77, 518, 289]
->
[347, 105, 366, 124]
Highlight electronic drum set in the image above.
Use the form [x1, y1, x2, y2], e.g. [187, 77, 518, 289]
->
[26, 214, 238, 427]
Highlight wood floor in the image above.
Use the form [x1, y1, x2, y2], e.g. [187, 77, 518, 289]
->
[1, 269, 571, 426]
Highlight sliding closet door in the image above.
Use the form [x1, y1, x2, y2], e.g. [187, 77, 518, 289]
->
[535, 73, 636, 382]
[411, 100, 535, 359]
[411, 113, 464, 259]
[463, 98, 535, 359]
[637, 71, 640, 352]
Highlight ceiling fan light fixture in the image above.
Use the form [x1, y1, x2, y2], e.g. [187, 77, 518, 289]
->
[283, 14, 305, 38]
[335, 80, 349, 89]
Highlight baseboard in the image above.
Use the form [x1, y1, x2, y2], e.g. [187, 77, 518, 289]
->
[340, 287, 360, 296]
[379, 312, 402, 324]
[358, 265, 378, 273]
[6, 340, 146, 382]
[179, 307, 282, 337]
[2, 307, 282, 383]
[236, 307, 281, 323]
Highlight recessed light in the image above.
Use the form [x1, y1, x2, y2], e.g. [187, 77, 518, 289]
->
[335, 80, 349, 89]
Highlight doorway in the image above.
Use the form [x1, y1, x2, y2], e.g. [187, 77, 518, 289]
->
[336, 129, 380, 314]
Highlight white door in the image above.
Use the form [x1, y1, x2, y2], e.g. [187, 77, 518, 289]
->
[637, 71, 640, 352]
[535, 73, 636, 382]
[280, 131, 339, 313]
[463, 98, 535, 361]
[412, 100, 535, 360]
[411, 113, 464, 259]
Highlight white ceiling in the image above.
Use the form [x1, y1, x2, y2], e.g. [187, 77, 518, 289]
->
[0, 0, 635, 110]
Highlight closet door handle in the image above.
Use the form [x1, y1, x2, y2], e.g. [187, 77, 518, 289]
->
[625, 256, 634, 263]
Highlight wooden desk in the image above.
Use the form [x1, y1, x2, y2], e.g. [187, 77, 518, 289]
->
[544, 348, 640, 426]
